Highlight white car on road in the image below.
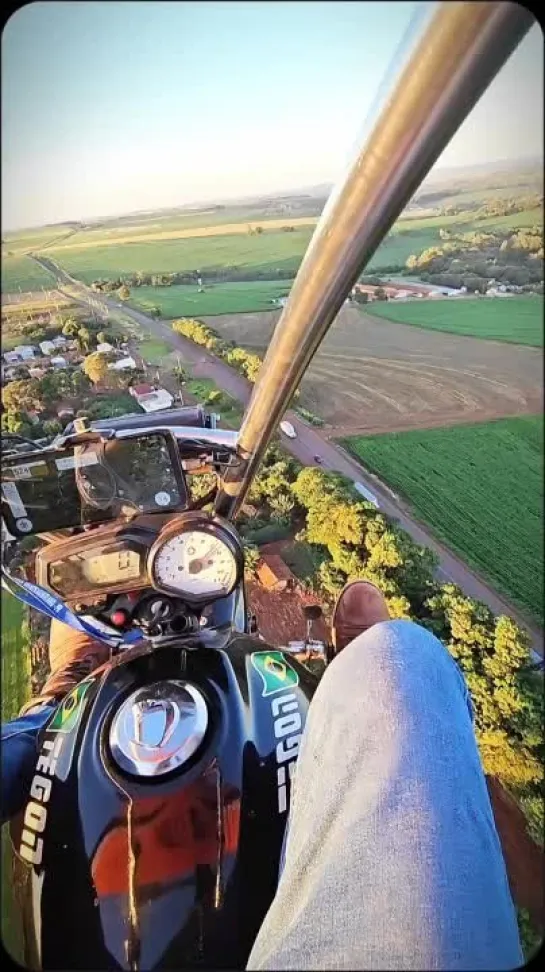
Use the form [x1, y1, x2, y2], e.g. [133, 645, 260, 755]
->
[280, 420, 297, 439]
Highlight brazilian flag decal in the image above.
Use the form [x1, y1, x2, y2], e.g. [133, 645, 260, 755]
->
[250, 651, 299, 697]
[49, 680, 93, 733]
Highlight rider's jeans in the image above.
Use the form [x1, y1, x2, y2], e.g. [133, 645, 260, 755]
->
[247, 620, 523, 971]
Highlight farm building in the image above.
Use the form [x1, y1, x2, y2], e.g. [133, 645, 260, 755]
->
[129, 383, 154, 398]
[130, 384, 174, 413]
[257, 554, 296, 592]
[51, 356, 68, 369]
[97, 342, 114, 353]
[136, 389, 174, 413]
[40, 340, 56, 355]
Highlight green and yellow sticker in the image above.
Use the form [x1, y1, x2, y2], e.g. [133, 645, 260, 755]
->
[250, 651, 299, 697]
[49, 680, 93, 733]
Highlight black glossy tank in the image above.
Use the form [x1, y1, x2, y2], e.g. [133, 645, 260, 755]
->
[10, 630, 319, 971]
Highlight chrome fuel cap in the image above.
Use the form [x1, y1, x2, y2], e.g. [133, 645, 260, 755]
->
[109, 680, 208, 777]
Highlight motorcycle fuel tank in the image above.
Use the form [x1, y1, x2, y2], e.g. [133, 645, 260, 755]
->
[10, 632, 319, 970]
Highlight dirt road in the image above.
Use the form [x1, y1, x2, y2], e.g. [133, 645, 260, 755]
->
[32, 255, 543, 655]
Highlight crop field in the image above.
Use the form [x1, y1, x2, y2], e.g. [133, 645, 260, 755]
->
[341, 416, 544, 625]
[131, 280, 293, 317]
[42, 198, 543, 291]
[367, 297, 544, 347]
[46, 216, 320, 251]
[476, 207, 543, 230]
[2, 224, 76, 257]
[1, 593, 30, 963]
[2, 256, 56, 294]
[202, 306, 543, 432]
[46, 229, 314, 282]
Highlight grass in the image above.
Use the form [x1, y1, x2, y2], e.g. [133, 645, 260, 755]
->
[185, 377, 243, 428]
[44, 229, 314, 282]
[2, 225, 76, 256]
[366, 229, 440, 271]
[1, 592, 31, 964]
[342, 416, 544, 625]
[130, 280, 293, 318]
[366, 296, 544, 347]
[139, 337, 173, 363]
[2, 256, 56, 295]
[476, 207, 543, 230]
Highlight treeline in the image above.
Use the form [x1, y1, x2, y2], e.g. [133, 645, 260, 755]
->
[171, 317, 263, 384]
[241, 452, 543, 843]
[90, 262, 300, 293]
[438, 193, 543, 220]
[406, 226, 544, 291]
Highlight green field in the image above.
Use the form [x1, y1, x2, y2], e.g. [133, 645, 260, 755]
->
[48, 224, 445, 286]
[2, 256, 56, 294]
[476, 207, 543, 230]
[46, 229, 314, 281]
[1, 593, 31, 963]
[367, 296, 544, 347]
[43, 203, 544, 292]
[2, 225, 76, 257]
[48, 207, 318, 248]
[139, 337, 173, 363]
[185, 377, 244, 427]
[342, 416, 544, 625]
[131, 280, 293, 317]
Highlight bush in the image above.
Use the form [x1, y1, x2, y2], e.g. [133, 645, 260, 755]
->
[295, 406, 325, 427]
[243, 543, 261, 576]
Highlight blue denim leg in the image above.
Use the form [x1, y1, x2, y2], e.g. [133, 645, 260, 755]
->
[248, 620, 523, 971]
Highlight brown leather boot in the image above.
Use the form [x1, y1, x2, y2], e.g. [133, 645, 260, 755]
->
[331, 581, 390, 655]
[19, 620, 111, 715]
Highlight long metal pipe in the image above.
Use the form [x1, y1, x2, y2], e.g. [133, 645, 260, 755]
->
[214, 0, 535, 518]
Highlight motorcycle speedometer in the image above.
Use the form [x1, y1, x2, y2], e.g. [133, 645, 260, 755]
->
[148, 514, 242, 604]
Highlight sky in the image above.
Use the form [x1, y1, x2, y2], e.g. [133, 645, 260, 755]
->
[2, 1, 543, 231]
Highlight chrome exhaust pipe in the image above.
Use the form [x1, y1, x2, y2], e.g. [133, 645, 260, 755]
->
[214, 1, 534, 518]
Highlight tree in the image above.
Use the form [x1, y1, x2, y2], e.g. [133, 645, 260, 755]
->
[353, 290, 369, 304]
[269, 492, 295, 520]
[96, 330, 112, 346]
[374, 287, 388, 301]
[77, 327, 91, 353]
[173, 364, 187, 385]
[243, 543, 261, 576]
[43, 419, 63, 437]
[62, 317, 80, 337]
[82, 352, 109, 385]
[2, 379, 44, 415]
[12, 365, 31, 380]
[1, 409, 34, 438]
[118, 285, 131, 301]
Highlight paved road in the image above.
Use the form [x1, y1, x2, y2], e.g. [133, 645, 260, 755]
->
[33, 255, 544, 657]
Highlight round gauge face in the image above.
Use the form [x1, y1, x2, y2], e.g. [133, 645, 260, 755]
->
[152, 529, 238, 600]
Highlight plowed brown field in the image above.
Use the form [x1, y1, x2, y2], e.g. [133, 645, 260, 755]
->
[203, 306, 543, 433]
